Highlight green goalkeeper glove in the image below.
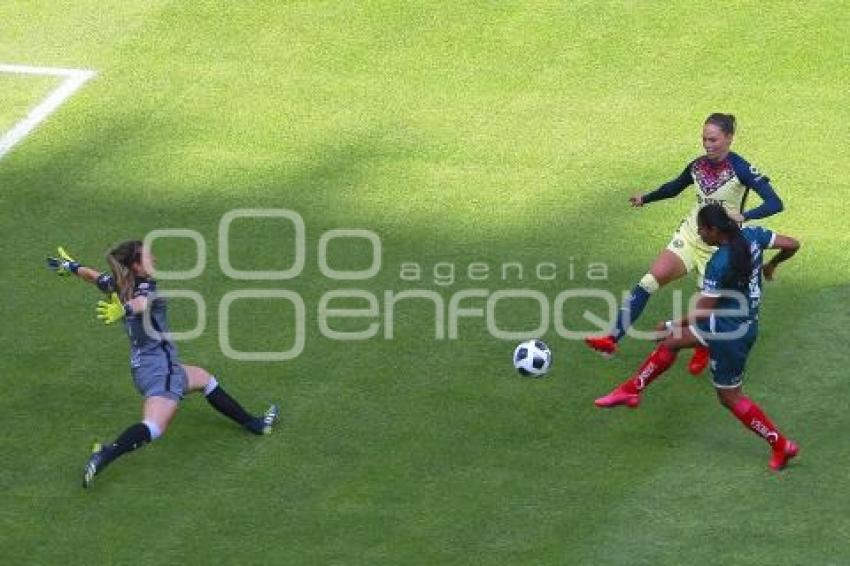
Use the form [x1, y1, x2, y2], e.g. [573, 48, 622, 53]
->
[96, 293, 129, 324]
[46, 246, 80, 277]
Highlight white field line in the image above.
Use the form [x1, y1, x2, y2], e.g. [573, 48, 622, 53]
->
[0, 64, 97, 159]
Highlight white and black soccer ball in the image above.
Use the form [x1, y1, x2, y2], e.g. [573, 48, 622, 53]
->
[513, 340, 552, 377]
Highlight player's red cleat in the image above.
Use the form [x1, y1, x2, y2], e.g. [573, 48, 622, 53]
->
[769, 440, 799, 471]
[585, 335, 617, 357]
[594, 386, 640, 409]
[688, 346, 710, 375]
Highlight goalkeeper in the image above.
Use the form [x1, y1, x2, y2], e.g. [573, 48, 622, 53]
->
[47, 241, 280, 488]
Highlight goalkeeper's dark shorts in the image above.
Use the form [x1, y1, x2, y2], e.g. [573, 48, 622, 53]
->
[131, 350, 188, 401]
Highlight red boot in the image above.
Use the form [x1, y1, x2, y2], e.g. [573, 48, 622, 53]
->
[585, 335, 617, 358]
[769, 440, 799, 471]
[688, 345, 709, 375]
[594, 344, 678, 409]
[594, 386, 640, 408]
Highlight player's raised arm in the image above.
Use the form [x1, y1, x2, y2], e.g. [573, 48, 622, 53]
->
[46, 246, 108, 287]
[636, 163, 693, 207]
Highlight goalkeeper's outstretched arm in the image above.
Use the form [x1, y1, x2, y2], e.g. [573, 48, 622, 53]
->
[46, 246, 106, 288]
[74, 265, 104, 285]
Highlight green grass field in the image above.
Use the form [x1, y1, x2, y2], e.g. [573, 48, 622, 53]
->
[1, 2, 848, 564]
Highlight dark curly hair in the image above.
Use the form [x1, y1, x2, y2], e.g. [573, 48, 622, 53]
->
[697, 204, 750, 286]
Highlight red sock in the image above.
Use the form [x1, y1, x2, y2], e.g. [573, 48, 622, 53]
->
[731, 396, 787, 452]
[621, 344, 678, 394]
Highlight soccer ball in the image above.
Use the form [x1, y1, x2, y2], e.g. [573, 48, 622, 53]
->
[513, 340, 552, 377]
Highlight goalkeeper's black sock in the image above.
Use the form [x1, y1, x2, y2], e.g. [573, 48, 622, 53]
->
[204, 376, 262, 433]
[102, 422, 153, 465]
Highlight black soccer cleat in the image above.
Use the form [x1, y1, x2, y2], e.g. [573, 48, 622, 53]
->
[82, 443, 108, 488]
[260, 404, 280, 435]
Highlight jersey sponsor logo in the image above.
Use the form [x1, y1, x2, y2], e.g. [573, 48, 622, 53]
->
[697, 195, 729, 207]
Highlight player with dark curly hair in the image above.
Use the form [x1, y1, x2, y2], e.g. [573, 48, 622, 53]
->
[594, 204, 800, 471]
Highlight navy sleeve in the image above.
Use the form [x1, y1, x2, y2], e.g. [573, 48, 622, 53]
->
[133, 279, 156, 298]
[743, 226, 776, 250]
[730, 154, 784, 220]
[96, 273, 116, 293]
[641, 163, 693, 204]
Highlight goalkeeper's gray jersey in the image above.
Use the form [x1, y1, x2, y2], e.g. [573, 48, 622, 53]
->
[96, 274, 180, 368]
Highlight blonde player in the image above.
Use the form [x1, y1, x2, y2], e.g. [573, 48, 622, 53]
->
[586, 113, 784, 375]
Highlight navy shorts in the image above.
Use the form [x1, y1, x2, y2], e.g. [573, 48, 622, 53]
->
[131, 349, 188, 401]
[691, 316, 758, 389]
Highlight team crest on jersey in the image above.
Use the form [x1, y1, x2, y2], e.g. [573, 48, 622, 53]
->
[692, 158, 735, 196]
[673, 239, 684, 248]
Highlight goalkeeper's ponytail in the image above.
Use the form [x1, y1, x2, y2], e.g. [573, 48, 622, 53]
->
[107, 240, 143, 303]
